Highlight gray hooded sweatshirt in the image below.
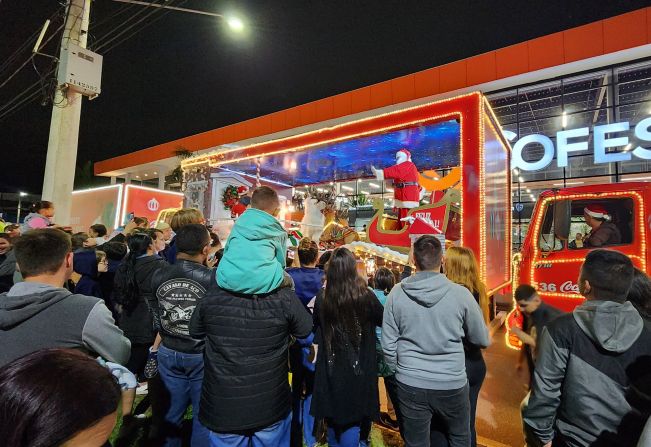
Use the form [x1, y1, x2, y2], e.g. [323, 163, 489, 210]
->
[523, 300, 651, 447]
[0, 282, 131, 367]
[381, 271, 490, 390]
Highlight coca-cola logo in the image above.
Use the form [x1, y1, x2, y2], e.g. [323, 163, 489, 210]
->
[560, 281, 579, 293]
[147, 198, 160, 212]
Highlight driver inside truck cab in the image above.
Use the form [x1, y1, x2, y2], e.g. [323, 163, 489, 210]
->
[582, 204, 621, 248]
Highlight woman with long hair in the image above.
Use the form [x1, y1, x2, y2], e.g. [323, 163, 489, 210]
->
[114, 229, 168, 442]
[311, 247, 383, 447]
[443, 246, 505, 447]
[114, 229, 167, 374]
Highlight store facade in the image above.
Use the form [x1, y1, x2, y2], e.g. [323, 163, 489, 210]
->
[487, 58, 651, 248]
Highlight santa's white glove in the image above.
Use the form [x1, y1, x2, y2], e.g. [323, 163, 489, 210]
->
[400, 216, 415, 225]
[371, 166, 384, 180]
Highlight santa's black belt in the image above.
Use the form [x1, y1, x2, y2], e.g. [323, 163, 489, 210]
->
[395, 182, 419, 188]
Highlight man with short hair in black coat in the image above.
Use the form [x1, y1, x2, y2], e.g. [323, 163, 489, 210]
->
[190, 258, 313, 446]
[150, 224, 216, 447]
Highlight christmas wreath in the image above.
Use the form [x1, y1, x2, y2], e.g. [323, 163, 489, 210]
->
[222, 185, 248, 211]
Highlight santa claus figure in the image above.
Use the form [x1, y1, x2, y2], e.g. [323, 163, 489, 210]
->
[371, 148, 422, 227]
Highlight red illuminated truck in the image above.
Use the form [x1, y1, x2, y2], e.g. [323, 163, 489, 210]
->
[506, 181, 651, 348]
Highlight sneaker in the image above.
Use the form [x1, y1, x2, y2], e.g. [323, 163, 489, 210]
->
[135, 383, 148, 395]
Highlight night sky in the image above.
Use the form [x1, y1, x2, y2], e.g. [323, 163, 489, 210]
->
[1, 0, 650, 194]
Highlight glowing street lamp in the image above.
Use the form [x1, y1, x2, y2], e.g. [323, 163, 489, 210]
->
[226, 16, 245, 32]
[113, 1, 246, 33]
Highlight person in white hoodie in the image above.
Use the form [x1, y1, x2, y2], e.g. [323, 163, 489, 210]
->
[381, 235, 490, 447]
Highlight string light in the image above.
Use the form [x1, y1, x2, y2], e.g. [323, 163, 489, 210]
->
[181, 92, 483, 170]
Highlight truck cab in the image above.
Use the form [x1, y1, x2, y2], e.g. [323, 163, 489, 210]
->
[506, 182, 651, 348]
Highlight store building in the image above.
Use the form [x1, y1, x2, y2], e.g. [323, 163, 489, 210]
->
[95, 8, 651, 249]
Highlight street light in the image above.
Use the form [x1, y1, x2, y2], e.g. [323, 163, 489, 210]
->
[113, 1, 246, 33]
[17, 192, 28, 224]
[226, 16, 245, 32]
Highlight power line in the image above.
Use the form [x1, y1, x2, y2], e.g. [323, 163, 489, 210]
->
[0, 7, 64, 78]
[0, 75, 52, 123]
[0, 21, 66, 89]
[94, 0, 174, 52]
[100, 0, 187, 54]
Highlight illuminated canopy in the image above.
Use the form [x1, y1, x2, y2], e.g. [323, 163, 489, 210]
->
[208, 120, 460, 186]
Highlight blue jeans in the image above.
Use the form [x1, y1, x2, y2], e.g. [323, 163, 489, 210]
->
[290, 351, 316, 447]
[326, 420, 371, 447]
[208, 412, 291, 447]
[158, 344, 210, 447]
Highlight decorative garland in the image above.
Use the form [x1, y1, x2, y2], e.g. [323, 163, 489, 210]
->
[222, 185, 247, 211]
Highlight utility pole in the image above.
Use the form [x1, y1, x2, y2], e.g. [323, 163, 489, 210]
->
[41, 0, 91, 225]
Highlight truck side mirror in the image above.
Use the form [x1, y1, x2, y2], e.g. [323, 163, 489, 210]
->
[554, 200, 570, 240]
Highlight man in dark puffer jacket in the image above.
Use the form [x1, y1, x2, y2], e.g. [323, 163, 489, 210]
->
[190, 272, 312, 446]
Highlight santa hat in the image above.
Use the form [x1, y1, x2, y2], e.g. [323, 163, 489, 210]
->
[584, 204, 611, 221]
[397, 148, 411, 161]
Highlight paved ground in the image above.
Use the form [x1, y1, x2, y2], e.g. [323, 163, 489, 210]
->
[476, 328, 528, 447]
[373, 327, 528, 447]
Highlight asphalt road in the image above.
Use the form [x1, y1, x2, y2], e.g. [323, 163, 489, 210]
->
[476, 327, 528, 447]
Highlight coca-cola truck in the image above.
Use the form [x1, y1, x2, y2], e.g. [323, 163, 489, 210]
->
[506, 181, 651, 348]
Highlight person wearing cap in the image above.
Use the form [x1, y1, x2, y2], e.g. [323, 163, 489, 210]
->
[582, 204, 621, 247]
[371, 149, 423, 228]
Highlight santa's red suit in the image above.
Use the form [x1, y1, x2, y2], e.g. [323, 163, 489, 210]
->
[373, 149, 421, 225]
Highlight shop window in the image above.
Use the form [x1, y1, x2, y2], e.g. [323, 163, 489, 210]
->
[488, 90, 518, 124]
[616, 62, 651, 106]
[565, 154, 615, 178]
[518, 81, 563, 121]
[562, 71, 611, 114]
[565, 198, 634, 249]
[615, 101, 651, 123]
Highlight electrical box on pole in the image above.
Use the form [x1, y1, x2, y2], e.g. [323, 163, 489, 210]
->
[57, 43, 102, 99]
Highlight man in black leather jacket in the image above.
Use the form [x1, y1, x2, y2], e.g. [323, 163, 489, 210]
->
[150, 224, 214, 447]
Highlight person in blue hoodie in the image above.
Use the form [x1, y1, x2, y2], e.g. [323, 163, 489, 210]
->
[287, 237, 324, 447]
[217, 186, 293, 294]
[73, 249, 106, 299]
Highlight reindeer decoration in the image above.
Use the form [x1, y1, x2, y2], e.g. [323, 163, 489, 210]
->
[299, 185, 335, 241]
[298, 184, 359, 246]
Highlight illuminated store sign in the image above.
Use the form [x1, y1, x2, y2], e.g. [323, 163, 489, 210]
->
[505, 116, 651, 171]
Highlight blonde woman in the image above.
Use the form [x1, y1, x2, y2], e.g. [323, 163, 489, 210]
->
[163, 208, 205, 263]
[444, 246, 506, 447]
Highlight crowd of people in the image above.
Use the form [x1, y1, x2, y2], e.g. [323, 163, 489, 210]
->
[0, 189, 650, 447]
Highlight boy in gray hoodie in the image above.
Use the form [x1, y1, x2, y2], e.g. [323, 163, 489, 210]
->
[381, 235, 490, 447]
